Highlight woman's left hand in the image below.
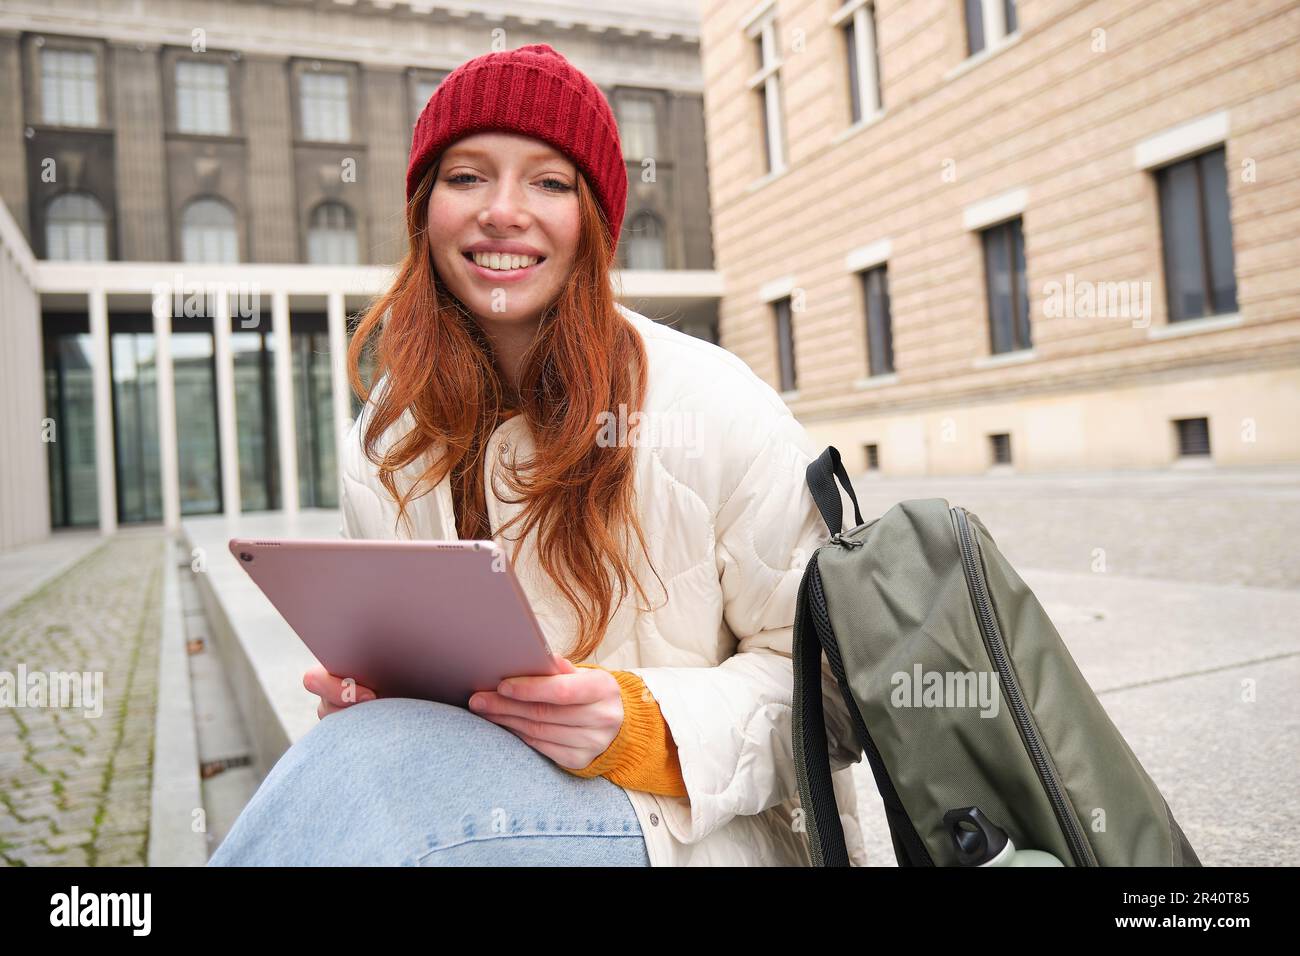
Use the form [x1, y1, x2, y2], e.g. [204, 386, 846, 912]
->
[467, 654, 624, 770]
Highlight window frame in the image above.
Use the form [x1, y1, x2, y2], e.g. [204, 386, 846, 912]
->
[307, 201, 360, 266]
[174, 58, 233, 136]
[295, 63, 354, 144]
[832, 0, 882, 124]
[409, 69, 447, 129]
[1155, 145, 1238, 324]
[37, 44, 101, 128]
[989, 432, 1012, 466]
[617, 91, 661, 161]
[981, 216, 1032, 355]
[180, 196, 240, 264]
[625, 209, 668, 271]
[1173, 417, 1211, 458]
[965, 0, 1018, 58]
[860, 263, 895, 376]
[773, 295, 798, 393]
[44, 191, 110, 261]
[744, 3, 786, 176]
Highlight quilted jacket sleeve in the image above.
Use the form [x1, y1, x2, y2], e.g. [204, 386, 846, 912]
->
[338, 410, 390, 541]
[339, 373, 410, 542]
[626, 407, 863, 846]
[338, 414, 363, 540]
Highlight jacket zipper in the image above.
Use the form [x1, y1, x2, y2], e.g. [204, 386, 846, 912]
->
[951, 506, 1097, 867]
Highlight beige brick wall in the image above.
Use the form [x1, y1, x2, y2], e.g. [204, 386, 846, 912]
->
[700, 0, 1300, 472]
[806, 366, 1300, 474]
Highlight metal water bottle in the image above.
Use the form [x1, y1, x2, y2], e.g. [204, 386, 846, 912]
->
[943, 806, 1065, 866]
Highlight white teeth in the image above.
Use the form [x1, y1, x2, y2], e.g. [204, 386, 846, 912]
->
[471, 252, 539, 271]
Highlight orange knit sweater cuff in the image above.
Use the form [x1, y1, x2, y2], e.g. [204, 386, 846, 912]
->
[564, 664, 688, 798]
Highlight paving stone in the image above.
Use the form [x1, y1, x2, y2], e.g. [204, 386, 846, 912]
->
[0, 533, 164, 868]
[43, 829, 93, 851]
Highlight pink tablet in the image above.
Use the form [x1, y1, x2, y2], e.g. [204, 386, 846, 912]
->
[227, 537, 562, 707]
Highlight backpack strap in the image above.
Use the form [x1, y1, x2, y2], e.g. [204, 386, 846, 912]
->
[793, 554, 853, 866]
[806, 446, 864, 536]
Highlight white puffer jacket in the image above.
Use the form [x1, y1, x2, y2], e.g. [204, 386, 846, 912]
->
[337, 303, 868, 867]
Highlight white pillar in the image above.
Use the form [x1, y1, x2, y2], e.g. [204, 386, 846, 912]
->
[327, 290, 351, 504]
[152, 287, 180, 532]
[88, 287, 116, 535]
[213, 287, 240, 519]
[272, 290, 299, 515]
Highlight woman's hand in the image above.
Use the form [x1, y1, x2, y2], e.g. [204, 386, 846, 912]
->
[467, 654, 624, 770]
[303, 664, 377, 720]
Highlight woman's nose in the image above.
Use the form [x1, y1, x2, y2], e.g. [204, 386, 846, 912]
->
[480, 180, 530, 227]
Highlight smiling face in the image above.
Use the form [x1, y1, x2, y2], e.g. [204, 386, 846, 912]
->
[427, 131, 581, 332]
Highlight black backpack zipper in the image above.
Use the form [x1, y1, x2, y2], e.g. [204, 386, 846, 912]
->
[951, 506, 1097, 867]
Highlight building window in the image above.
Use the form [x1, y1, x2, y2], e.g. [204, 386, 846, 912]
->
[774, 296, 797, 392]
[41, 48, 98, 126]
[43, 323, 101, 527]
[625, 210, 666, 270]
[864, 443, 879, 471]
[982, 217, 1031, 354]
[411, 73, 445, 126]
[45, 193, 108, 261]
[837, 0, 882, 122]
[860, 264, 894, 375]
[966, 0, 1018, 56]
[308, 202, 359, 265]
[300, 71, 350, 142]
[619, 94, 659, 160]
[745, 4, 785, 175]
[176, 60, 231, 135]
[990, 432, 1012, 465]
[182, 197, 239, 263]
[1174, 417, 1211, 457]
[1156, 146, 1237, 323]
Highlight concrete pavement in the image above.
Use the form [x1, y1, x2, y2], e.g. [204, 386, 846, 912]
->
[2, 465, 1295, 866]
[843, 466, 1300, 866]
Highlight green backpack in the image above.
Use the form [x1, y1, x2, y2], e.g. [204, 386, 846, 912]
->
[793, 447, 1201, 867]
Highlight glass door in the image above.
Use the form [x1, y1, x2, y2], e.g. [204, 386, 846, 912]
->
[42, 316, 101, 528]
[109, 322, 164, 524]
[171, 326, 222, 516]
[291, 316, 337, 509]
[231, 321, 280, 512]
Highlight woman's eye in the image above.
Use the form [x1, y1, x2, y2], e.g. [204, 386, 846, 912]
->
[445, 173, 570, 191]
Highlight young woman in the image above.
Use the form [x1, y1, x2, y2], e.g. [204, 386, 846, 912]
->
[208, 43, 866, 867]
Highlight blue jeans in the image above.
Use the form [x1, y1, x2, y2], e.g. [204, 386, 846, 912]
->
[207, 696, 651, 866]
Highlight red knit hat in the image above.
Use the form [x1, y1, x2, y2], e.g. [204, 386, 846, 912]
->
[407, 43, 628, 249]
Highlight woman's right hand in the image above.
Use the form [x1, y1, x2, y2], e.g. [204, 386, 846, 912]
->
[304, 665, 377, 720]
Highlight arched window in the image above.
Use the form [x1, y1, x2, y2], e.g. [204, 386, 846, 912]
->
[45, 193, 108, 261]
[625, 210, 666, 270]
[307, 202, 359, 265]
[181, 197, 239, 263]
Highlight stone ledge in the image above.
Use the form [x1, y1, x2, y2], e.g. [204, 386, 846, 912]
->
[147, 535, 209, 867]
[180, 511, 336, 781]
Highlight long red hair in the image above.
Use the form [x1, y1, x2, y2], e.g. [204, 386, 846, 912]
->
[346, 158, 664, 662]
